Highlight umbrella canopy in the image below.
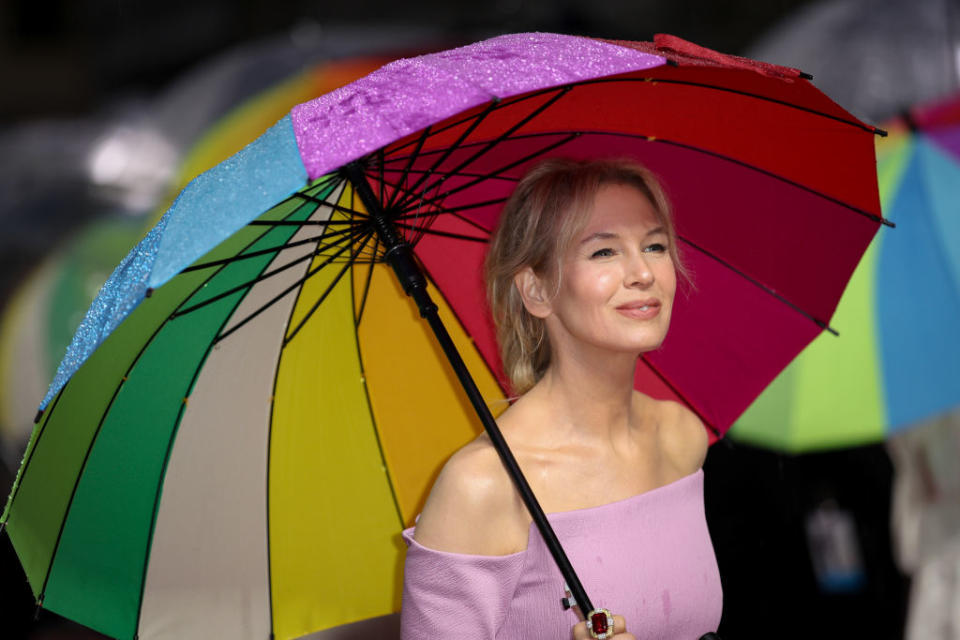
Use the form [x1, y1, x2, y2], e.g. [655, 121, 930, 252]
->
[2, 33, 882, 640]
[730, 92, 960, 452]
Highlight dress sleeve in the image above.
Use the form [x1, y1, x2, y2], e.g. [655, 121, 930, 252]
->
[400, 527, 527, 640]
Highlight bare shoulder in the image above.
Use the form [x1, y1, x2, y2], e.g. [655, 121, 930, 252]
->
[412, 437, 529, 555]
[655, 398, 709, 474]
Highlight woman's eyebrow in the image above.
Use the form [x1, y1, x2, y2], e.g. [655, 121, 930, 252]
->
[579, 226, 666, 245]
[579, 231, 619, 245]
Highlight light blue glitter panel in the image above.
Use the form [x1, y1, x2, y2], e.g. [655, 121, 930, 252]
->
[40, 115, 308, 410]
[148, 115, 308, 287]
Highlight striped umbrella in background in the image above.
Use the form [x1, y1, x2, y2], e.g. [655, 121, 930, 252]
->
[730, 92, 960, 452]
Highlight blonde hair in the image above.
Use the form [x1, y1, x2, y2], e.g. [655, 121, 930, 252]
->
[484, 157, 686, 395]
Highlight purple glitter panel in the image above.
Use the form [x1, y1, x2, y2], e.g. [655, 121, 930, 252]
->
[291, 32, 665, 179]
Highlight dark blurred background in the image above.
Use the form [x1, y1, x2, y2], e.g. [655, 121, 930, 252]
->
[3, 1, 958, 638]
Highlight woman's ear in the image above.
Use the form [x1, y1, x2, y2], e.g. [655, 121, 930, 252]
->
[514, 267, 552, 319]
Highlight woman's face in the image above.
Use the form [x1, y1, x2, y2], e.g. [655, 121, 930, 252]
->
[540, 182, 677, 357]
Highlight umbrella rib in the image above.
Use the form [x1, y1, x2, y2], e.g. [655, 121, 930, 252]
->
[638, 354, 722, 439]
[406, 205, 493, 236]
[136, 236, 295, 634]
[383, 129, 584, 167]
[388, 191, 494, 237]
[287, 195, 370, 220]
[182, 226, 358, 272]
[347, 254, 407, 527]
[395, 196, 509, 219]
[382, 86, 566, 159]
[174, 233, 354, 320]
[355, 235, 380, 327]
[304, 172, 344, 192]
[263, 302, 286, 636]
[394, 221, 488, 243]
[290, 176, 369, 214]
[393, 87, 571, 212]
[247, 219, 357, 227]
[213, 233, 364, 345]
[352, 182, 373, 325]
[377, 147, 386, 206]
[677, 235, 839, 335]
[358, 165, 495, 240]
[385, 124, 433, 211]
[257, 196, 361, 620]
[398, 132, 581, 214]
[639, 134, 891, 226]
[0, 382, 69, 530]
[251, 217, 363, 228]
[382, 130, 568, 167]
[381, 166, 522, 183]
[34, 383, 122, 603]
[261, 174, 342, 212]
[282, 232, 374, 345]
[416, 260, 508, 390]
[572, 75, 884, 135]
[385, 99, 502, 209]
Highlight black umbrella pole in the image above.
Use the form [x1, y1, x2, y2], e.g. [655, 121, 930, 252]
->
[344, 163, 594, 616]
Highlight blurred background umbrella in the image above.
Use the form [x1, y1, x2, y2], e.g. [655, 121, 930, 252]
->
[729, 91, 960, 453]
[747, 0, 960, 124]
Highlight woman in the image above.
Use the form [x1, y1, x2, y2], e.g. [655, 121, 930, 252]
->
[400, 158, 722, 639]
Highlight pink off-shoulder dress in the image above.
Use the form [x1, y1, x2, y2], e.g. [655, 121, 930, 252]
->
[400, 469, 722, 640]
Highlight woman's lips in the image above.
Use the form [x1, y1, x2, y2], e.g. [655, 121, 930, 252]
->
[615, 299, 661, 320]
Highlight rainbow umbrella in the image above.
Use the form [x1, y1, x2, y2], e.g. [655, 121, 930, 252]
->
[730, 92, 960, 452]
[1, 33, 882, 639]
[0, 56, 395, 462]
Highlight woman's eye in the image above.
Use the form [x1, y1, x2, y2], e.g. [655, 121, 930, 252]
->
[590, 248, 615, 258]
[644, 243, 667, 253]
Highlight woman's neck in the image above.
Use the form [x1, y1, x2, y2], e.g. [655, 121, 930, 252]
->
[524, 347, 641, 440]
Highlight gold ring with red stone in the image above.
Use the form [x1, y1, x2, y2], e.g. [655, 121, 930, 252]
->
[586, 608, 614, 640]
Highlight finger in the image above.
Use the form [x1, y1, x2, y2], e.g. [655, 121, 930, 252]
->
[613, 615, 626, 634]
[573, 614, 627, 640]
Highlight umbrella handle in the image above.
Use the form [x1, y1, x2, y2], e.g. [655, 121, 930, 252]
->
[344, 162, 597, 617]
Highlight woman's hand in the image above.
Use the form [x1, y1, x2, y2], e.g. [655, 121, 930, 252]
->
[572, 614, 635, 640]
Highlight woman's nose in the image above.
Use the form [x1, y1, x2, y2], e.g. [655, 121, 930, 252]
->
[626, 254, 654, 287]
